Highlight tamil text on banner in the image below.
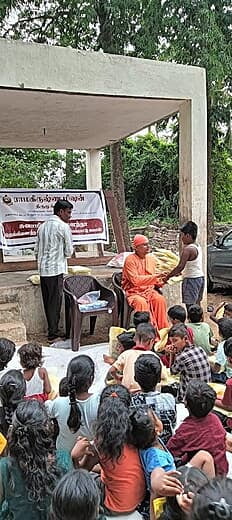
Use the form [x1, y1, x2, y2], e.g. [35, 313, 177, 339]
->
[0, 189, 108, 248]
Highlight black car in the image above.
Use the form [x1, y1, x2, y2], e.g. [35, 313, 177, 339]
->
[207, 229, 232, 290]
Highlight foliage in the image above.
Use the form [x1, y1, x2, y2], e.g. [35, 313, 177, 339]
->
[0, 148, 64, 188]
[213, 145, 232, 222]
[0, 1, 141, 52]
[123, 134, 178, 219]
[0, 0, 231, 226]
[100, 133, 178, 219]
[0, 136, 230, 226]
[62, 151, 86, 190]
[132, 0, 232, 234]
[159, 1, 232, 141]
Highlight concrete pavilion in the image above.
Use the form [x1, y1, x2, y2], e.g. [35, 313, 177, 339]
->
[0, 38, 207, 268]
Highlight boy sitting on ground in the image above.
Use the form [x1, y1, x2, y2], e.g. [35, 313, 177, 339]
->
[132, 354, 176, 443]
[168, 324, 211, 403]
[210, 301, 232, 325]
[105, 332, 135, 385]
[133, 310, 150, 329]
[104, 311, 150, 365]
[156, 305, 194, 367]
[167, 380, 228, 476]
[211, 318, 232, 383]
[156, 305, 194, 351]
[214, 338, 232, 414]
[109, 323, 167, 392]
[0, 338, 15, 372]
[187, 305, 215, 355]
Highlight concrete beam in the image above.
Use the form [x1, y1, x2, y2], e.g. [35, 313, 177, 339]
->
[1, 38, 205, 100]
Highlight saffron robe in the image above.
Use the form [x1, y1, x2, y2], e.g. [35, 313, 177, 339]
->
[122, 253, 169, 330]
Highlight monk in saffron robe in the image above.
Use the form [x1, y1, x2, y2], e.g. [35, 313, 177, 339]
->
[122, 234, 169, 330]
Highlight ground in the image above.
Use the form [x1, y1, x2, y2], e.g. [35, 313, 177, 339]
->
[206, 287, 232, 336]
[27, 288, 232, 346]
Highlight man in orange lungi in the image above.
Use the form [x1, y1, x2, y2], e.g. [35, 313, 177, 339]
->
[122, 234, 169, 330]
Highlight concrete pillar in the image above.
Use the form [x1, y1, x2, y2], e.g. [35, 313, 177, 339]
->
[85, 150, 102, 255]
[86, 149, 102, 190]
[179, 96, 207, 293]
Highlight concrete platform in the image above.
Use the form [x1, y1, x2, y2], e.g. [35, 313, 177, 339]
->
[0, 267, 121, 338]
[0, 268, 181, 342]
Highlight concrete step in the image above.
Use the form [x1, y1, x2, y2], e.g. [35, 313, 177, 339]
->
[0, 321, 26, 344]
[0, 302, 22, 323]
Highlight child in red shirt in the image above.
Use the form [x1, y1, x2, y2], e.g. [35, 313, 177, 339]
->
[167, 380, 228, 475]
[72, 384, 146, 515]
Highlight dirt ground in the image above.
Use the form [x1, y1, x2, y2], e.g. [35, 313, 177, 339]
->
[27, 287, 232, 346]
[206, 287, 232, 336]
[27, 330, 108, 346]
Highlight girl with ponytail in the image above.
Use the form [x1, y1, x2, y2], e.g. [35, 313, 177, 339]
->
[93, 384, 146, 515]
[46, 355, 99, 452]
[0, 399, 71, 519]
[0, 369, 26, 437]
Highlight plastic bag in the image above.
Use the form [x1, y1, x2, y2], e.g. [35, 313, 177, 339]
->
[77, 291, 108, 312]
[78, 291, 101, 304]
[107, 252, 131, 268]
[78, 301, 108, 312]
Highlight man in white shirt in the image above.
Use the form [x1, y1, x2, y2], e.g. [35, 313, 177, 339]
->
[35, 199, 73, 343]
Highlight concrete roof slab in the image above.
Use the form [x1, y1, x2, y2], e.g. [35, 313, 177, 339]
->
[0, 89, 182, 148]
[0, 39, 206, 149]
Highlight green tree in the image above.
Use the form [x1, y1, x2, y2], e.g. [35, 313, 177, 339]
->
[133, 0, 231, 238]
[0, 148, 64, 188]
[0, 0, 144, 249]
[1, 0, 231, 235]
[62, 150, 86, 189]
[213, 145, 232, 222]
[101, 133, 179, 220]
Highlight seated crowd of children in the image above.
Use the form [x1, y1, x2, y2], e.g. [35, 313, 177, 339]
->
[0, 302, 232, 519]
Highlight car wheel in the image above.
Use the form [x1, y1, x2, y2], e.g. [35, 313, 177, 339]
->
[207, 276, 214, 292]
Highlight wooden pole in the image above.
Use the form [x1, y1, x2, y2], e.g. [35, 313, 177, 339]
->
[104, 190, 126, 253]
[0, 249, 4, 268]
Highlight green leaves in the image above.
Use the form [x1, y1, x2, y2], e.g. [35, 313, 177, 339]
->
[101, 134, 179, 220]
[0, 148, 63, 188]
[0, 0, 231, 225]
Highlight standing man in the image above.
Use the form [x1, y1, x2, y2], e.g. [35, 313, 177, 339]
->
[165, 221, 204, 310]
[35, 200, 73, 343]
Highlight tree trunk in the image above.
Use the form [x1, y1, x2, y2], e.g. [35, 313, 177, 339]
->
[65, 149, 74, 186]
[96, 4, 130, 251]
[110, 142, 131, 250]
[207, 85, 214, 243]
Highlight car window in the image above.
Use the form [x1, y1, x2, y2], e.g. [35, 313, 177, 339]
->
[223, 232, 232, 248]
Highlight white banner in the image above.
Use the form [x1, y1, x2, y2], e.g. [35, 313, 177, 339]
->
[0, 189, 108, 248]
